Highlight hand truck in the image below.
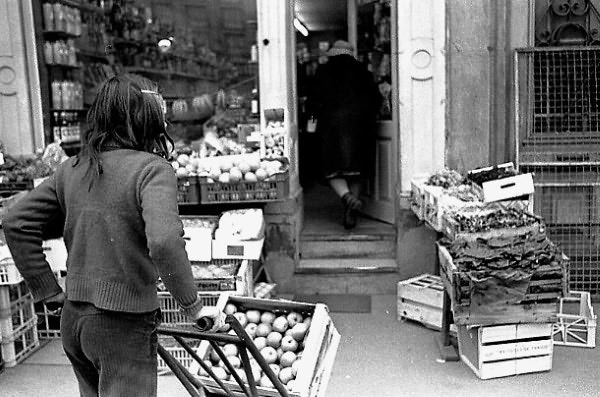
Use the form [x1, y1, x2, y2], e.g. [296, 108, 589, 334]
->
[157, 314, 291, 397]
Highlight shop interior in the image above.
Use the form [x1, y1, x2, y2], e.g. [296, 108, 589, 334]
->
[295, 0, 396, 260]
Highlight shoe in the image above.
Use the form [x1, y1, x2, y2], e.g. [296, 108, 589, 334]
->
[341, 193, 362, 229]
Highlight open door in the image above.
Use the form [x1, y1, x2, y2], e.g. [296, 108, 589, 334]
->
[358, 1, 397, 224]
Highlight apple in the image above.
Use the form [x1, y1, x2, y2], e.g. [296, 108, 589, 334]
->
[218, 172, 230, 184]
[303, 317, 312, 328]
[266, 332, 283, 349]
[244, 172, 258, 182]
[209, 348, 220, 363]
[238, 162, 251, 174]
[246, 310, 261, 324]
[260, 311, 276, 325]
[268, 363, 281, 377]
[286, 312, 303, 328]
[177, 154, 190, 167]
[198, 360, 213, 376]
[219, 355, 241, 369]
[251, 366, 262, 382]
[284, 329, 294, 337]
[253, 336, 267, 351]
[277, 348, 284, 360]
[272, 316, 289, 333]
[291, 323, 309, 342]
[281, 335, 298, 352]
[233, 312, 248, 327]
[256, 323, 272, 337]
[259, 375, 274, 388]
[229, 167, 243, 183]
[291, 359, 301, 377]
[212, 367, 229, 381]
[245, 323, 258, 339]
[287, 379, 297, 391]
[260, 347, 278, 364]
[279, 367, 295, 385]
[234, 368, 248, 384]
[280, 351, 296, 368]
[224, 303, 237, 315]
[255, 168, 268, 181]
[223, 344, 238, 357]
[209, 167, 222, 180]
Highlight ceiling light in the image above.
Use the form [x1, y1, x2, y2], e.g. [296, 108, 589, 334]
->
[294, 18, 309, 37]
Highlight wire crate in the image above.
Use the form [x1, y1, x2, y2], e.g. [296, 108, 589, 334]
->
[0, 262, 23, 286]
[1, 317, 39, 368]
[157, 335, 201, 374]
[0, 293, 35, 340]
[553, 291, 597, 348]
[199, 170, 289, 204]
[177, 176, 200, 204]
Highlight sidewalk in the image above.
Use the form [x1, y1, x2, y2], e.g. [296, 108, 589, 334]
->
[2, 295, 599, 397]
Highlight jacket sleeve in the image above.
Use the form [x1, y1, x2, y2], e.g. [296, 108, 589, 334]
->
[3, 175, 63, 302]
[139, 160, 203, 317]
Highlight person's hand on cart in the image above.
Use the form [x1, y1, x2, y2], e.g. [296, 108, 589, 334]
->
[193, 306, 227, 332]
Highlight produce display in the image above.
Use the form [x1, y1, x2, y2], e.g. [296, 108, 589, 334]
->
[449, 208, 540, 234]
[214, 209, 264, 241]
[198, 303, 312, 392]
[0, 143, 68, 183]
[444, 184, 479, 202]
[426, 169, 464, 188]
[441, 230, 565, 305]
[190, 262, 239, 279]
[262, 121, 286, 160]
[181, 217, 218, 230]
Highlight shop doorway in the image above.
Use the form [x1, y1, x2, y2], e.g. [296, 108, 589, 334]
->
[295, 0, 397, 268]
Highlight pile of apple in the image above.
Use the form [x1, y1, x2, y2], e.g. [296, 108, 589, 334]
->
[263, 121, 286, 160]
[198, 303, 312, 392]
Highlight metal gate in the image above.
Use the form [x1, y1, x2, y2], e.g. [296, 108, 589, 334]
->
[516, 47, 600, 295]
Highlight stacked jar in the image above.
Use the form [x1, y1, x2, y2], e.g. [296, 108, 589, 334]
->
[42, 2, 82, 36]
[44, 39, 78, 66]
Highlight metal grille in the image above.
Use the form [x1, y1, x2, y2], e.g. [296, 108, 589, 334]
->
[516, 47, 600, 296]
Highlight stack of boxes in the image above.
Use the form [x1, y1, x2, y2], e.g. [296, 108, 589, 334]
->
[404, 164, 580, 380]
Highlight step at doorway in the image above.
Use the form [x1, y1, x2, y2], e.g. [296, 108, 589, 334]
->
[301, 184, 397, 273]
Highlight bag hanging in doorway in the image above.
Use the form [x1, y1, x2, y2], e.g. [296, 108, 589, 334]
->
[306, 117, 317, 133]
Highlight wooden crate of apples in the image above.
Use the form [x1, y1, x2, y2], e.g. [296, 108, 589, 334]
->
[192, 296, 341, 397]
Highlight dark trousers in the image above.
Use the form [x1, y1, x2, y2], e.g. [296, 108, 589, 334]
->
[60, 300, 162, 397]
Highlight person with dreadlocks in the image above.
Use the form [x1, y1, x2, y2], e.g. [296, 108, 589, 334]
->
[3, 74, 224, 397]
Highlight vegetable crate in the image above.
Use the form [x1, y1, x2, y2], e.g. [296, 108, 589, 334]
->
[467, 163, 535, 202]
[410, 178, 427, 221]
[177, 176, 201, 204]
[192, 259, 253, 295]
[458, 323, 553, 380]
[191, 295, 341, 397]
[0, 317, 39, 368]
[199, 170, 289, 204]
[437, 243, 568, 326]
[440, 201, 540, 242]
[552, 291, 597, 348]
[397, 274, 454, 332]
[422, 186, 477, 232]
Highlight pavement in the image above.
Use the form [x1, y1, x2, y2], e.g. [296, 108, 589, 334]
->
[1, 295, 600, 397]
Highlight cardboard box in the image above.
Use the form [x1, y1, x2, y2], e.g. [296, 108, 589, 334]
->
[212, 238, 264, 260]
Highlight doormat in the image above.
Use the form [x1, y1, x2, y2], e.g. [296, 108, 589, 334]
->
[294, 294, 371, 313]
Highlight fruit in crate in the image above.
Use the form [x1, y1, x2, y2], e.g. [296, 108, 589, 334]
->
[260, 347, 278, 364]
[202, 158, 286, 184]
[246, 310, 261, 324]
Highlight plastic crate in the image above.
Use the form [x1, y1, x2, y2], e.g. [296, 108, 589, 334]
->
[552, 291, 597, 348]
[199, 170, 289, 204]
[35, 303, 61, 339]
[157, 335, 201, 374]
[1, 317, 40, 368]
[177, 176, 200, 204]
[0, 293, 35, 339]
[158, 291, 222, 326]
[0, 263, 24, 286]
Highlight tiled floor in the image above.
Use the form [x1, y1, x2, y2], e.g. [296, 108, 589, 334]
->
[3, 295, 600, 397]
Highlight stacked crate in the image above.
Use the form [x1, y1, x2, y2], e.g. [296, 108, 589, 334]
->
[0, 269, 39, 368]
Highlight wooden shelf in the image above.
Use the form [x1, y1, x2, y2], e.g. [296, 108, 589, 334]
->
[124, 66, 215, 81]
[76, 49, 109, 62]
[46, 63, 82, 69]
[58, 0, 105, 15]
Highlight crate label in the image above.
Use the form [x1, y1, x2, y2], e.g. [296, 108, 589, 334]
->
[227, 245, 245, 256]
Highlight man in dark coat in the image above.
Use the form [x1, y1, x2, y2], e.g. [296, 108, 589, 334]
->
[310, 40, 380, 229]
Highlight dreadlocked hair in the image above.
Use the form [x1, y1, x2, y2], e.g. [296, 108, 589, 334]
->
[74, 74, 169, 188]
